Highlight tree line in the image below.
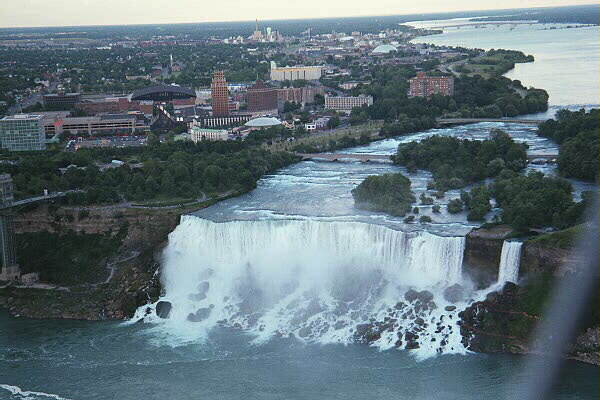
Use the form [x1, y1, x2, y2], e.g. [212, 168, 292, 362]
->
[392, 129, 527, 191]
[356, 127, 596, 231]
[537, 108, 599, 182]
[0, 140, 299, 205]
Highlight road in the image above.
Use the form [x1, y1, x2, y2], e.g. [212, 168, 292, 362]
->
[8, 93, 42, 114]
[438, 52, 484, 76]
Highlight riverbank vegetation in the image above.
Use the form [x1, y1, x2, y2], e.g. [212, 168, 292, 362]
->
[17, 228, 127, 285]
[537, 108, 599, 182]
[460, 186, 492, 221]
[351, 173, 415, 216]
[371, 123, 598, 231]
[469, 4, 600, 25]
[492, 171, 594, 231]
[393, 129, 527, 190]
[454, 49, 534, 78]
[0, 141, 299, 205]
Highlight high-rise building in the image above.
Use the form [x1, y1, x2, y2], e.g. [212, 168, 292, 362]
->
[0, 114, 46, 151]
[211, 71, 229, 117]
[247, 80, 278, 113]
[408, 72, 454, 98]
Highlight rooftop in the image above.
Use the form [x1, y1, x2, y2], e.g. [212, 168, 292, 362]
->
[244, 116, 282, 127]
[372, 44, 397, 54]
[2, 114, 43, 121]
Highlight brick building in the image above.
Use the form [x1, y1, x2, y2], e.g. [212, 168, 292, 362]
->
[247, 80, 278, 113]
[408, 72, 454, 98]
[277, 86, 325, 105]
[75, 98, 154, 115]
[211, 71, 229, 117]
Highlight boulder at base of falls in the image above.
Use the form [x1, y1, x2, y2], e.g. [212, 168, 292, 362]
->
[443, 284, 465, 303]
[404, 290, 419, 302]
[186, 305, 214, 322]
[155, 301, 172, 319]
[354, 323, 382, 344]
[417, 290, 434, 303]
[405, 340, 420, 349]
[298, 325, 312, 338]
[445, 305, 457, 312]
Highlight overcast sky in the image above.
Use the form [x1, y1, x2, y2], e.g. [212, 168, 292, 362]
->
[0, 0, 594, 28]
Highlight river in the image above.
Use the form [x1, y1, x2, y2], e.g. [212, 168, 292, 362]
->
[408, 18, 600, 109]
[1, 18, 599, 400]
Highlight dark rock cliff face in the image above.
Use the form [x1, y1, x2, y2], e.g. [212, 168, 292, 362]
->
[461, 226, 598, 365]
[0, 205, 185, 320]
[520, 242, 588, 276]
[459, 282, 538, 355]
[463, 230, 506, 288]
[459, 280, 599, 365]
[463, 226, 587, 287]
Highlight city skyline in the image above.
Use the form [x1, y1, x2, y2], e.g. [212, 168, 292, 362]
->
[0, 0, 595, 28]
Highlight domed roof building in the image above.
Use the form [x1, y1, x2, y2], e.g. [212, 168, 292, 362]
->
[372, 44, 397, 55]
[244, 116, 283, 128]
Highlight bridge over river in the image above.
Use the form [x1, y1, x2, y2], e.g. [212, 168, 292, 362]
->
[296, 153, 393, 162]
[436, 118, 542, 126]
[296, 153, 557, 163]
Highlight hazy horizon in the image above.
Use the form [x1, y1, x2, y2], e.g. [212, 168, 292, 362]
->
[0, 0, 595, 29]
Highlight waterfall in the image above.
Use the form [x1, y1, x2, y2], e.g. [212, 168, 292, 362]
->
[498, 241, 523, 284]
[135, 215, 470, 358]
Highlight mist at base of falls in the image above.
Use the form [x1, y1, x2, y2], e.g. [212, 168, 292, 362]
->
[134, 216, 500, 358]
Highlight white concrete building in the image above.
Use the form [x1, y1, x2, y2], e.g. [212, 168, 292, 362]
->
[324, 95, 373, 111]
[270, 62, 323, 81]
[190, 127, 228, 142]
[21, 272, 39, 284]
[304, 123, 316, 132]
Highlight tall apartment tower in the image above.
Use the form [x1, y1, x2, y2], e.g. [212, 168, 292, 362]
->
[211, 71, 229, 117]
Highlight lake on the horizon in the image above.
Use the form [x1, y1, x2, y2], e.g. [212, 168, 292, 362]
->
[408, 18, 600, 108]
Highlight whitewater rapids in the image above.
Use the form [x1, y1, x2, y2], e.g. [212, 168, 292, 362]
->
[135, 216, 485, 358]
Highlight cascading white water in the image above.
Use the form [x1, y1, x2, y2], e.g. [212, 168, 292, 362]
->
[498, 241, 523, 284]
[136, 215, 472, 358]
